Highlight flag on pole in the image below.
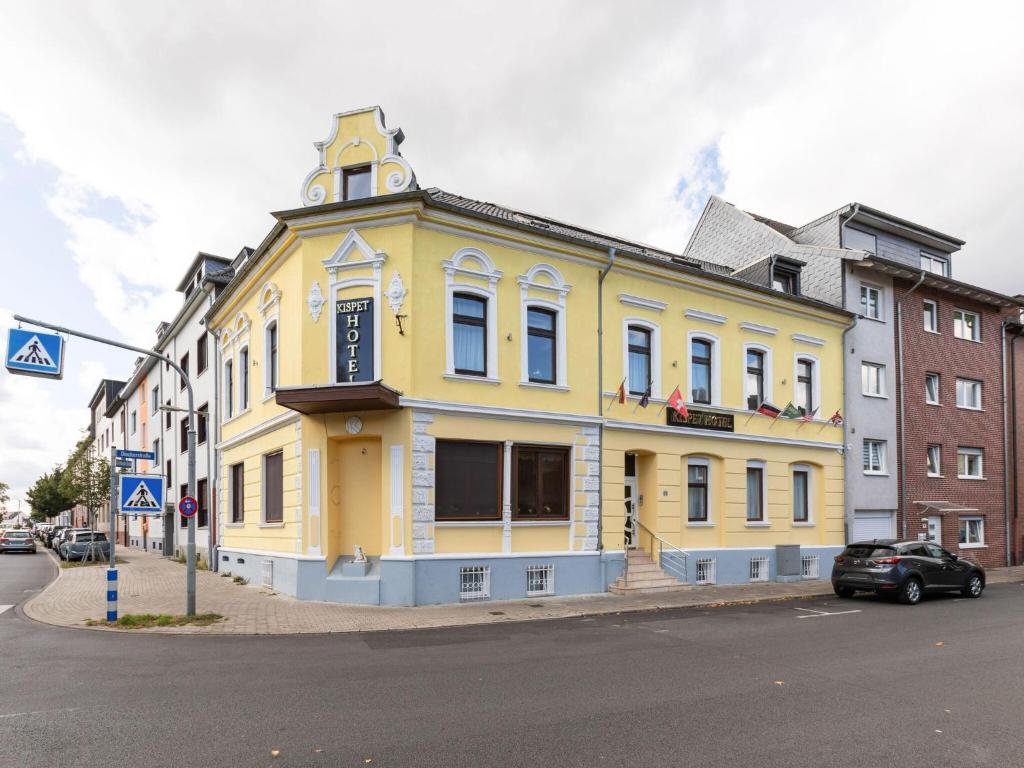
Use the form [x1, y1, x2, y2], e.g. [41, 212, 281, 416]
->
[779, 402, 802, 419]
[800, 406, 819, 423]
[756, 401, 781, 418]
[616, 378, 626, 404]
[637, 381, 651, 409]
[666, 386, 688, 419]
[828, 410, 844, 427]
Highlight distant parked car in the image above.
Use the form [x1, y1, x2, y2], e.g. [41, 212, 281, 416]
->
[832, 539, 985, 605]
[44, 526, 69, 549]
[0, 530, 37, 554]
[59, 531, 110, 562]
[52, 527, 88, 556]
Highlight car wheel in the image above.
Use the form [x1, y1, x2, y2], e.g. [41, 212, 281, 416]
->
[833, 585, 856, 599]
[962, 573, 984, 599]
[898, 577, 923, 605]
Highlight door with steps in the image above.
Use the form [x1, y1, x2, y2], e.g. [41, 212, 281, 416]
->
[610, 548, 690, 595]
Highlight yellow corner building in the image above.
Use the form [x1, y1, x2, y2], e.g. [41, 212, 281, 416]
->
[207, 107, 853, 604]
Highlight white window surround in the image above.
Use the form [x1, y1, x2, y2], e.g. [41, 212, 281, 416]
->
[686, 456, 713, 526]
[863, 439, 887, 475]
[957, 447, 984, 479]
[925, 373, 941, 405]
[745, 459, 769, 526]
[263, 319, 279, 400]
[220, 312, 251, 422]
[793, 353, 821, 414]
[622, 318, 661, 399]
[791, 463, 814, 526]
[861, 361, 886, 398]
[859, 283, 884, 321]
[927, 445, 942, 477]
[617, 293, 666, 313]
[324, 229, 386, 384]
[923, 299, 939, 334]
[223, 359, 234, 420]
[688, 331, 721, 406]
[955, 378, 982, 410]
[518, 263, 570, 388]
[237, 345, 250, 415]
[444, 247, 501, 380]
[953, 308, 981, 342]
[959, 516, 985, 548]
[742, 342, 773, 407]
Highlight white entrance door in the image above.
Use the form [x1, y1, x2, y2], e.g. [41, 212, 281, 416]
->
[624, 478, 638, 549]
[852, 510, 895, 542]
[927, 516, 942, 543]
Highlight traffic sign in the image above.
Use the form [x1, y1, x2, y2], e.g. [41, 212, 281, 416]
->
[179, 496, 198, 518]
[5, 328, 64, 380]
[118, 473, 165, 514]
[116, 449, 156, 461]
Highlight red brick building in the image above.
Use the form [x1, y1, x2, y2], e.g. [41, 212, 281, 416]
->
[879, 264, 1022, 569]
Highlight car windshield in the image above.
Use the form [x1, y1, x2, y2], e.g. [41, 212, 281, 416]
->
[844, 545, 896, 559]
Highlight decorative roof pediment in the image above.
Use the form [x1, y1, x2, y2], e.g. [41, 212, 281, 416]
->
[322, 229, 387, 279]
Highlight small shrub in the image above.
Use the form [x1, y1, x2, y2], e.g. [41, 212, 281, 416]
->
[233, 575, 248, 586]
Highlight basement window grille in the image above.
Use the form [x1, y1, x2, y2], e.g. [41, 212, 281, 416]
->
[261, 559, 274, 589]
[801, 555, 820, 580]
[749, 556, 769, 583]
[459, 566, 490, 601]
[695, 557, 716, 586]
[526, 565, 554, 597]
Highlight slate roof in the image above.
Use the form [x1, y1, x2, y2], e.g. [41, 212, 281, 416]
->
[744, 211, 797, 237]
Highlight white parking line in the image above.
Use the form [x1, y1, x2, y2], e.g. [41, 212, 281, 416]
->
[793, 606, 862, 619]
[0, 605, 13, 615]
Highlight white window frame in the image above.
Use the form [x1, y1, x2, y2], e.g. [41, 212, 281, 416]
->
[685, 456, 713, 527]
[923, 299, 939, 333]
[843, 226, 876, 254]
[444, 247, 502, 382]
[959, 517, 985, 548]
[742, 342, 773, 410]
[925, 373, 940, 405]
[263, 318, 280, 400]
[863, 439, 887, 475]
[861, 361, 885, 398]
[921, 252, 949, 277]
[859, 283, 883, 321]
[238, 345, 250, 414]
[793, 353, 821, 415]
[151, 385, 159, 416]
[130, 410, 137, 435]
[926, 444, 942, 477]
[791, 463, 814, 525]
[695, 557, 717, 585]
[801, 555, 820, 579]
[623, 318, 661, 400]
[687, 331, 720, 406]
[957, 447, 984, 479]
[526, 564, 555, 596]
[953, 309, 980, 342]
[749, 555, 769, 583]
[518, 264, 570, 389]
[223, 359, 234, 421]
[459, 565, 491, 600]
[955, 378, 982, 410]
[745, 459, 769, 526]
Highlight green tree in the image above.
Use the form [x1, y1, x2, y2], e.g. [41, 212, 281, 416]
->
[26, 467, 76, 521]
[0, 480, 9, 511]
[62, 436, 110, 528]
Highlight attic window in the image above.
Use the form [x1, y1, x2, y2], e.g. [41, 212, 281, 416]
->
[771, 263, 800, 295]
[343, 165, 371, 201]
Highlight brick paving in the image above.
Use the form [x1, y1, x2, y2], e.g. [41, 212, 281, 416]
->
[23, 549, 1024, 635]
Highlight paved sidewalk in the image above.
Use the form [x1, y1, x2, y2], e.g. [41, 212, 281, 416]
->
[23, 549, 1024, 635]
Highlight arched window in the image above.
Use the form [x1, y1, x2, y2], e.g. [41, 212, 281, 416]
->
[265, 321, 278, 395]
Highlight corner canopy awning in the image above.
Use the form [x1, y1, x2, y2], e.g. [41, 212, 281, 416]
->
[913, 501, 980, 514]
[275, 382, 402, 415]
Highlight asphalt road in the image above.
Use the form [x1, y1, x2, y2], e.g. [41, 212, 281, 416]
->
[2, 550, 1023, 768]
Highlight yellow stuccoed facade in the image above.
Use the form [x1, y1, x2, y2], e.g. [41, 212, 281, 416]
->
[208, 107, 852, 604]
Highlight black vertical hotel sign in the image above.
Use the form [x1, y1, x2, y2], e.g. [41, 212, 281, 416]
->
[336, 297, 374, 383]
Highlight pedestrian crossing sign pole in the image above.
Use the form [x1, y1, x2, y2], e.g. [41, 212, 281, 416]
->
[5, 328, 64, 379]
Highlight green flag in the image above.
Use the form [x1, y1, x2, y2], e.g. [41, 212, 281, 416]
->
[779, 402, 802, 419]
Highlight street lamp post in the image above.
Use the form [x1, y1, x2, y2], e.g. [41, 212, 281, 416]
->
[12, 314, 199, 616]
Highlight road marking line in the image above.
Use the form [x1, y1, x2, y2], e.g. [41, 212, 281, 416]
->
[797, 610, 861, 619]
[0, 605, 13, 615]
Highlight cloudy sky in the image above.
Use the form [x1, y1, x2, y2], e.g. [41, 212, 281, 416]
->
[1, 1, 1022, 506]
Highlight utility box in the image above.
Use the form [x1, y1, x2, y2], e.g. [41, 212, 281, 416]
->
[775, 544, 802, 583]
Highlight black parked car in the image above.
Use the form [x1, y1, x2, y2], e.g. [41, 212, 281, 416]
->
[832, 539, 985, 605]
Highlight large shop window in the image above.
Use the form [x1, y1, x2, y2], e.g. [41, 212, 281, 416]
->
[745, 350, 764, 410]
[435, 440, 502, 520]
[526, 308, 557, 385]
[691, 339, 713, 404]
[264, 451, 284, 523]
[452, 294, 488, 376]
[687, 460, 709, 522]
[513, 445, 570, 520]
[627, 326, 651, 396]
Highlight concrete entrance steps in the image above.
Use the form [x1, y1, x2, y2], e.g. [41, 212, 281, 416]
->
[609, 549, 691, 595]
[323, 556, 381, 605]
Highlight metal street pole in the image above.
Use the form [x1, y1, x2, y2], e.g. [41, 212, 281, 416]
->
[13, 313, 199, 616]
[108, 445, 118, 621]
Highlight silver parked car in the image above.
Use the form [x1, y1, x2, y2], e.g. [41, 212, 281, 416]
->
[58, 531, 110, 561]
[0, 530, 37, 554]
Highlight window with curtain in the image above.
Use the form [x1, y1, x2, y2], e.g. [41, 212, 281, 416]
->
[796, 358, 814, 415]
[526, 308, 556, 384]
[453, 294, 487, 376]
[687, 462, 708, 522]
[691, 339, 712, 404]
[746, 466, 764, 522]
[264, 451, 284, 523]
[745, 350, 764, 410]
[793, 469, 809, 522]
[627, 326, 651, 396]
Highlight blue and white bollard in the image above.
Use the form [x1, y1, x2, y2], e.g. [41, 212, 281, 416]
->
[106, 568, 118, 622]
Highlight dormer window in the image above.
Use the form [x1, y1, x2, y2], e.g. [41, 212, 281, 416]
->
[770, 258, 802, 295]
[920, 252, 949, 277]
[342, 165, 372, 201]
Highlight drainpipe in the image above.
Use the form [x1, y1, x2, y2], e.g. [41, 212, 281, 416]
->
[1010, 326, 1024, 565]
[199, 282, 219, 573]
[839, 204, 861, 250]
[597, 248, 616, 585]
[840, 314, 859, 542]
[896, 270, 927, 539]
[1000, 319, 1022, 566]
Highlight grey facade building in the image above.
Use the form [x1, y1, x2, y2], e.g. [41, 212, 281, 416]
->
[683, 197, 964, 542]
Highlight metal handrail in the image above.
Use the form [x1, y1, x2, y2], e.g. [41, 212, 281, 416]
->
[626, 520, 689, 584]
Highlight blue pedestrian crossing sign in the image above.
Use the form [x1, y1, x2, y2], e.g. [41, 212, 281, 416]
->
[5, 328, 65, 380]
[119, 474, 165, 515]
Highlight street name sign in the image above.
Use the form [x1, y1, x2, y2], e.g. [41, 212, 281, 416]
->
[178, 496, 198, 518]
[119, 474, 165, 515]
[115, 449, 156, 461]
[5, 328, 65, 380]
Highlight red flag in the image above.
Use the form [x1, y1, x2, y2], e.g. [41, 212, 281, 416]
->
[756, 401, 781, 418]
[828, 410, 843, 427]
[616, 378, 626, 404]
[667, 386, 688, 419]
[800, 407, 819, 423]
